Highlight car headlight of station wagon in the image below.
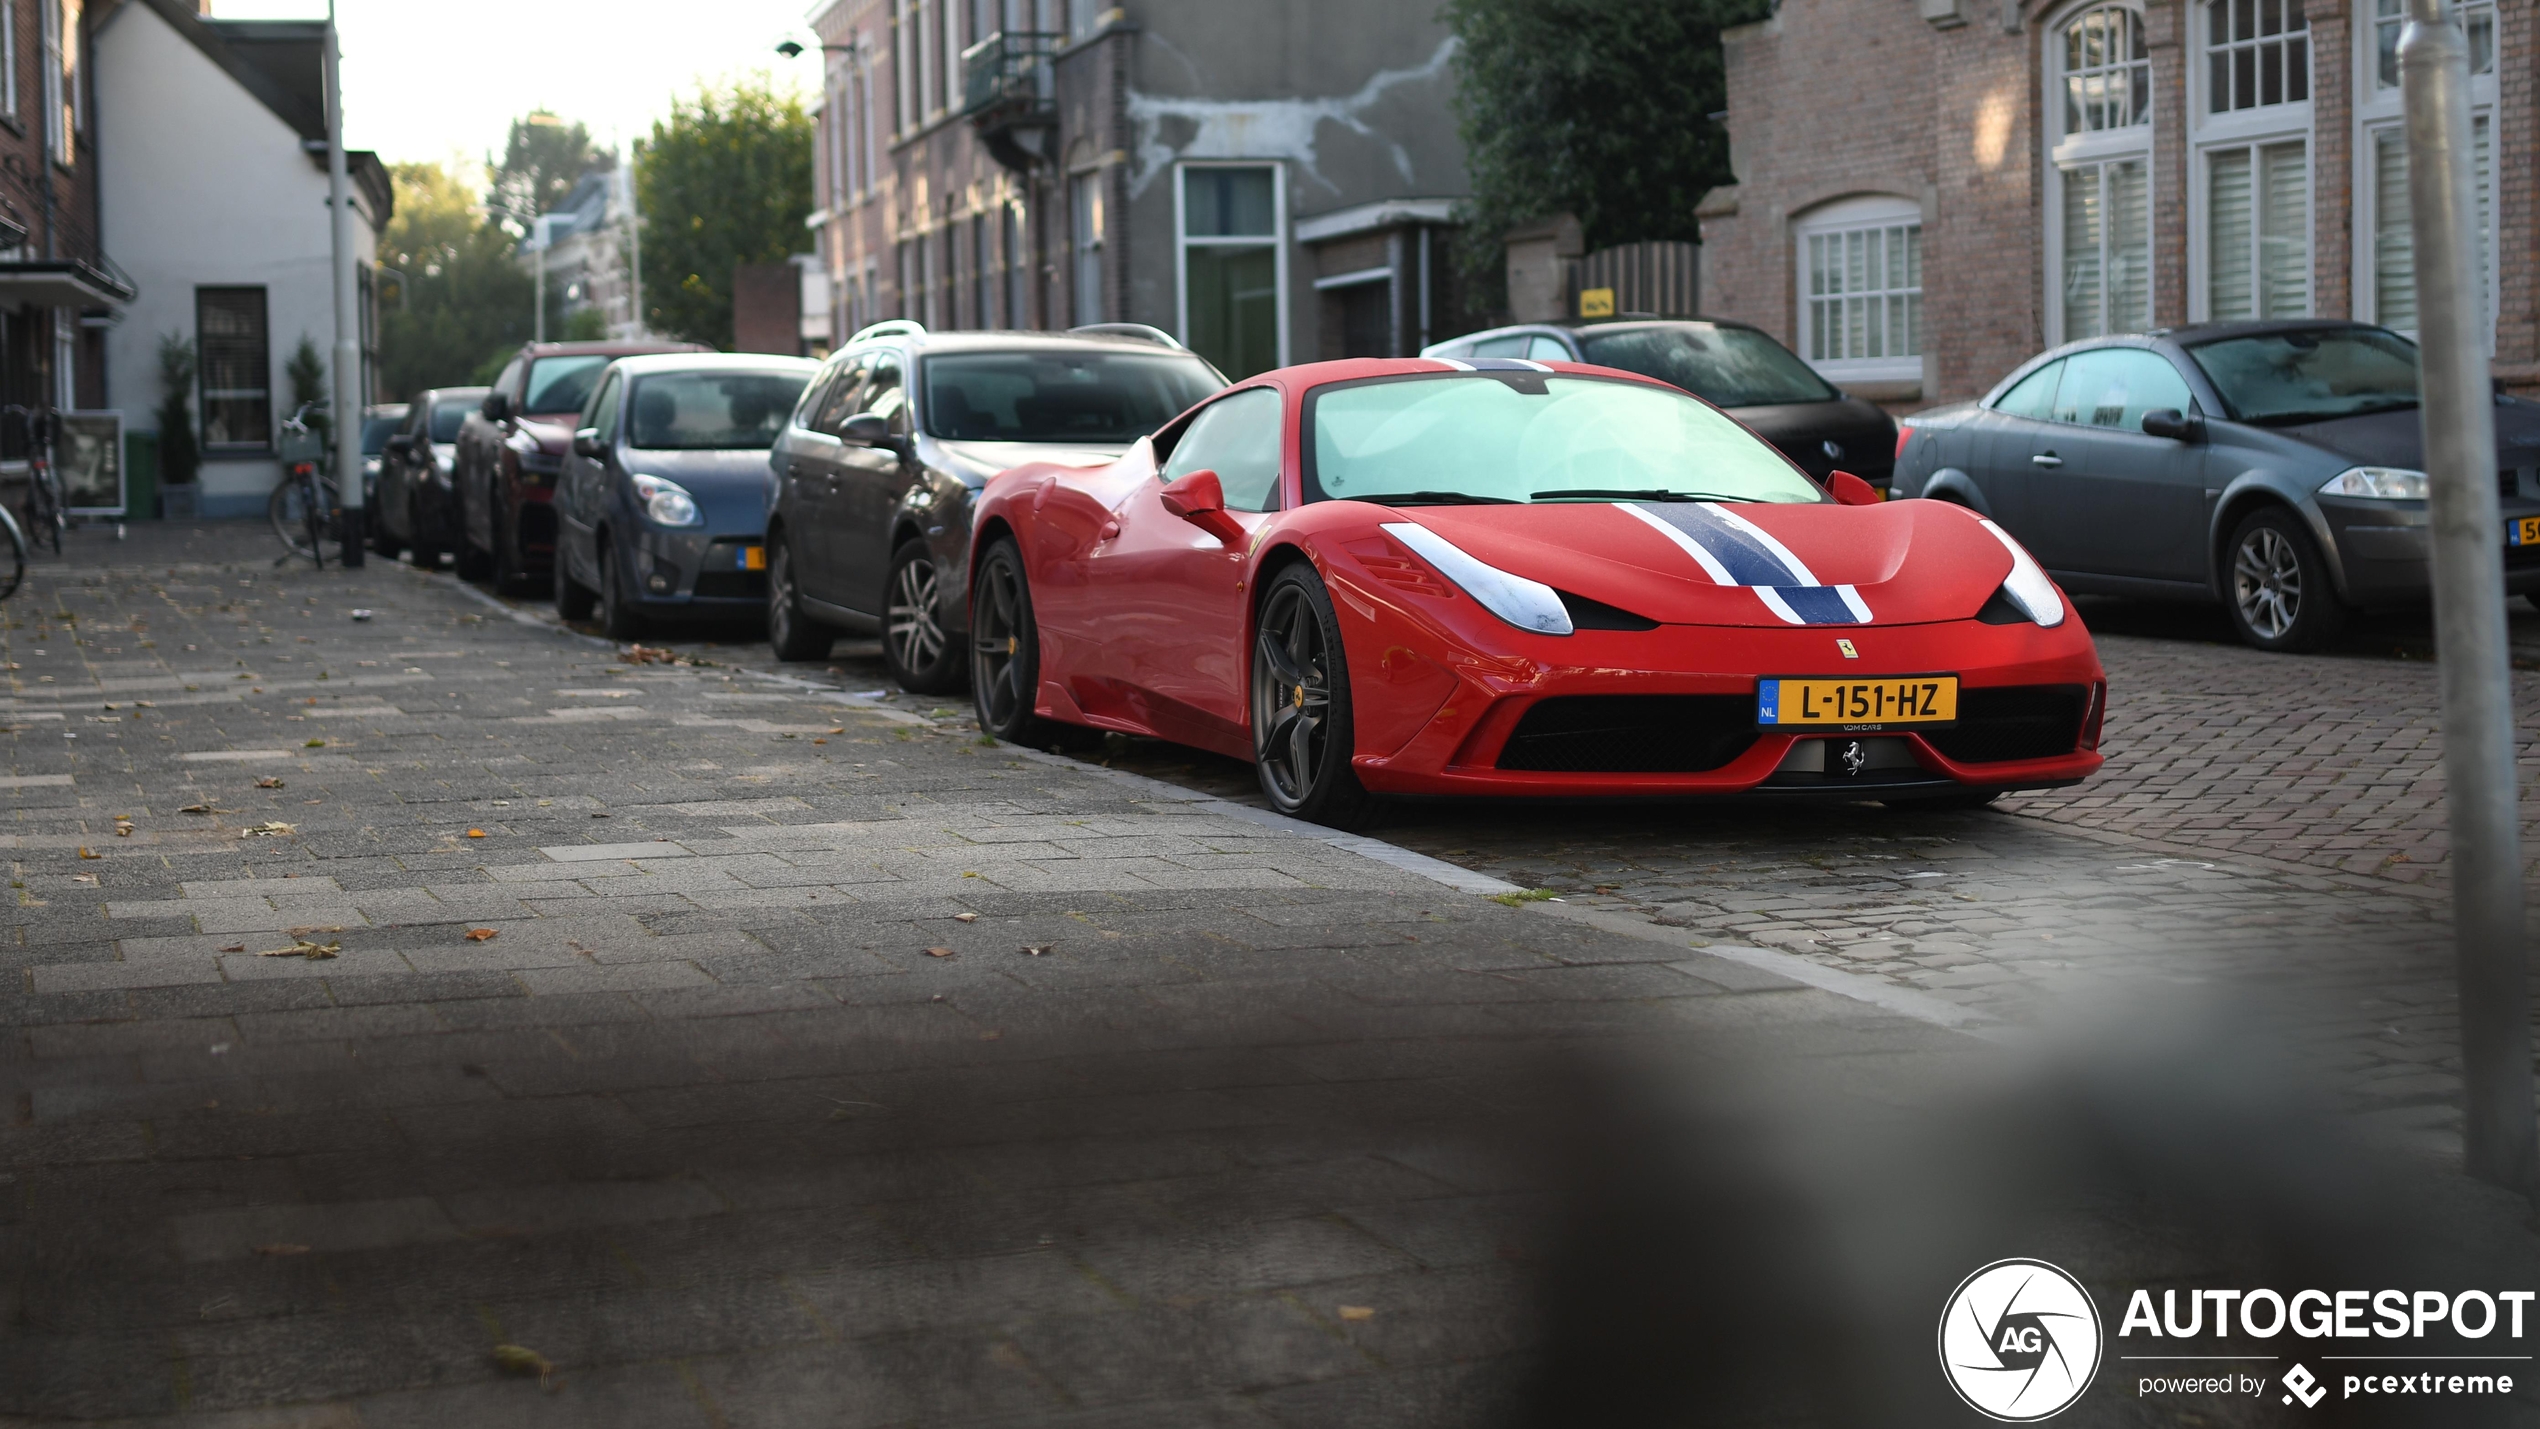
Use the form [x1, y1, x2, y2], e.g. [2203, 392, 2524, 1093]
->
[631, 472, 703, 527]
[1380, 521, 1573, 635]
[2320, 466, 2427, 500]
[1977, 519, 2065, 628]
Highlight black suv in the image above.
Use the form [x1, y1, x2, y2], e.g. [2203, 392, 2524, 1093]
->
[1423, 319, 1900, 490]
[764, 322, 1224, 689]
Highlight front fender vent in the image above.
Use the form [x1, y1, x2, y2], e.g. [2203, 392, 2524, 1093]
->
[1556, 590, 1660, 631]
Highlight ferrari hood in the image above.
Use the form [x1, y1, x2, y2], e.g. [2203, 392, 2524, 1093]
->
[1381, 499, 2020, 627]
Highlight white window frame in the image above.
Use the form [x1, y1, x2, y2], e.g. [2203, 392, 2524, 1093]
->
[1, 0, 19, 125]
[1173, 160, 1290, 374]
[39, 0, 61, 167]
[2044, 0, 2156, 345]
[2188, 0, 2313, 321]
[2352, 0, 2495, 344]
[1070, 169, 1104, 326]
[1791, 194, 1923, 384]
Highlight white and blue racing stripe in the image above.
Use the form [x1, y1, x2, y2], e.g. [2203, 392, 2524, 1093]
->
[1617, 502, 1873, 626]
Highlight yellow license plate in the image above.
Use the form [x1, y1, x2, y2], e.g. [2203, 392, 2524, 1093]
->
[2510, 516, 2540, 547]
[1757, 676, 1959, 729]
[741, 545, 766, 571]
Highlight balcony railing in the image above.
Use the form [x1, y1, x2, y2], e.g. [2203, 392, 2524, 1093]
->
[962, 31, 1059, 122]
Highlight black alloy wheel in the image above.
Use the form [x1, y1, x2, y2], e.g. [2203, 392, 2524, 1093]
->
[555, 539, 597, 621]
[970, 539, 1057, 745]
[597, 543, 645, 641]
[492, 512, 534, 596]
[883, 538, 966, 694]
[1249, 565, 1376, 829]
[2225, 506, 2347, 652]
[765, 533, 834, 662]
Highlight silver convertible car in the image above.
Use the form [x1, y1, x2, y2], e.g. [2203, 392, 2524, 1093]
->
[1894, 320, 2540, 650]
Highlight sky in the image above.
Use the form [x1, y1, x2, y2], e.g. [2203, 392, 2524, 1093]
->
[211, 0, 822, 174]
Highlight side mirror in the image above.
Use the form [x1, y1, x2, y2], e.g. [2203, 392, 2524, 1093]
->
[481, 391, 511, 422]
[572, 427, 606, 459]
[841, 412, 891, 445]
[1828, 470, 1883, 506]
[1158, 469, 1246, 546]
[2141, 408, 2202, 442]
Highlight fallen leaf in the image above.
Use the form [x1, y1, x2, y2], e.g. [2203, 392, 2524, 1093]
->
[76, 847, 98, 859]
[977, 1030, 1002, 1041]
[252, 1243, 311, 1257]
[240, 821, 295, 838]
[811, 738, 827, 745]
[179, 803, 214, 815]
[490, 1343, 556, 1389]
[1019, 945, 1052, 957]
[827, 726, 845, 735]
[114, 824, 133, 837]
[70, 874, 97, 885]
[286, 924, 344, 939]
[255, 777, 285, 789]
[952, 912, 978, 923]
[258, 939, 340, 959]
[464, 928, 499, 942]
[1338, 1305, 1376, 1322]
[217, 943, 245, 953]
[303, 739, 325, 748]
[466, 829, 487, 838]
[924, 946, 956, 959]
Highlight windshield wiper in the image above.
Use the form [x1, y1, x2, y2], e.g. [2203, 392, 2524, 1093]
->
[1355, 491, 1521, 506]
[2243, 400, 2420, 426]
[1530, 488, 1746, 502]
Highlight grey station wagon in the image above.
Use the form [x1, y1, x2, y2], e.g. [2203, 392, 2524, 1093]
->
[1893, 321, 2540, 650]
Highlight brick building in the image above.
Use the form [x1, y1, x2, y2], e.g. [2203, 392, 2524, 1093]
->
[0, 0, 127, 428]
[1697, 0, 2529, 408]
[798, 0, 1474, 379]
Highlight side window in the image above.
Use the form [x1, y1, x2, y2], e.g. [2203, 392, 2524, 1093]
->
[1993, 360, 2064, 420]
[587, 373, 624, 439]
[812, 359, 870, 436]
[862, 359, 908, 435]
[1161, 386, 1283, 512]
[2049, 348, 2193, 429]
[494, 358, 525, 401]
[1525, 336, 1572, 362]
[1470, 335, 1531, 359]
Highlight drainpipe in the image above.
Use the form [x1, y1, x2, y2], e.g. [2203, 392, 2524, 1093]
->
[325, 1, 363, 563]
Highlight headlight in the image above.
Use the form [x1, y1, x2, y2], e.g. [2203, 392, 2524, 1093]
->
[631, 472, 702, 527]
[1976, 519, 2065, 628]
[1380, 521, 1572, 635]
[2320, 466, 2427, 500]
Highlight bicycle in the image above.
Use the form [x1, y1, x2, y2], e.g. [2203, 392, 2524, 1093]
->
[0, 499, 25, 601]
[3, 405, 63, 557]
[270, 402, 341, 566]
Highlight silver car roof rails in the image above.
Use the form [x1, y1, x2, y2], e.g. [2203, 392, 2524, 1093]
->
[847, 319, 927, 345]
[1066, 322, 1186, 350]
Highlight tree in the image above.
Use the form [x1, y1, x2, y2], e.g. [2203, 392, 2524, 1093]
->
[286, 335, 330, 445]
[637, 76, 812, 349]
[488, 111, 612, 226]
[379, 160, 535, 401]
[1442, 0, 1766, 287]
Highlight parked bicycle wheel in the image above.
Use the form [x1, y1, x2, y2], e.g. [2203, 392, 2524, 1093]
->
[0, 502, 26, 600]
[22, 458, 59, 556]
[270, 470, 342, 564]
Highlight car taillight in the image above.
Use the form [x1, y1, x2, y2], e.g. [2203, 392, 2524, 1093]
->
[1893, 424, 1914, 463]
[2080, 681, 2107, 751]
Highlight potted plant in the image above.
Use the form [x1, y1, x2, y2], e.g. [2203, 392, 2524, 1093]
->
[156, 333, 199, 519]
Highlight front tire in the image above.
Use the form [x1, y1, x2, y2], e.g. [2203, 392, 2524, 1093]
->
[970, 538, 1059, 745]
[1250, 565, 1376, 830]
[2225, 506, 2347, 652]
[765, 532, 834, 662]
[492, 511, 534, 597]
[555, 542, 596, 621]
[883, 538, 966, 694]
[597, 543, 645, 641]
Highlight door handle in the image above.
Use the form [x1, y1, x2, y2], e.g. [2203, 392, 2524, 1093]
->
[2031, 452, 2064, 468]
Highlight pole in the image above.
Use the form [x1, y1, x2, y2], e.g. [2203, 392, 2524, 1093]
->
[324, 1, 364, 565]
[533, 222, 546, 343]
[2400, 0, 2534, 1193]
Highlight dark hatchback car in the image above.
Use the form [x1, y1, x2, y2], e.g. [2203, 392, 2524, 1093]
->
[764, 323, 1225, 689]
[552, 354, 820, 638]
[372, 387, 488, 565]
[1893, 320, 2540, 650]
[455, 339, 708, 592]
[1421, 319, 1900, 489]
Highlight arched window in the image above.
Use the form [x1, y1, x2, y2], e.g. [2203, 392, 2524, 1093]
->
[2049, 4, 2152, 341]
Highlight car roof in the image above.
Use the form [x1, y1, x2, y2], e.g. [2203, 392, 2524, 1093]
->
[2155, 318, 2392, 345]
[1433, 316, 1766, 350]
[859, 329, 1219, 357]
[419, 386, 490, 403]
[602, 352, 823, 377]
[518, 340, 710, 358]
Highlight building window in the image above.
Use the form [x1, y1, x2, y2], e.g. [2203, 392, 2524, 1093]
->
[2062, 160, 2151, 338]
[2048, 3, 2154, 342]
[2373, 0, 2489, 88]
[1794, 197, 1922, 382]
[970, 213, 989, 327]
[2206, 141, 2309, 318]
[921, 226, 942, 327]
[2, 0, 18, 124]
[896, 239, 914, 320]
[1177, 164, 1283, 379]
[2207, 0, 2307, 115]
[1070, 170, 1103, 326]
[1003, 200, 1027, 329]
[941, 0, 962, 115]
[1068, 0, 1099, 39]
[2357, 0, 2493, 340]
[896, 0, 917, 131]
[40, 0, 69, 166]
[196, 287, 271, 451]
[2063, 5, 2149, 132]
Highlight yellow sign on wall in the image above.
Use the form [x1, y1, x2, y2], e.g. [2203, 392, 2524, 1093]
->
[1578, 286, 1616, 318]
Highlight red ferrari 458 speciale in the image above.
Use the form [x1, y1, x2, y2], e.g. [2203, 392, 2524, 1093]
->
[967, 356, 2105, 827]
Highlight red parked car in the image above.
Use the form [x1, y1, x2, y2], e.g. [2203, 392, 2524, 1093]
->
[455, 339, 707, 591]
[967, 355, 2107, 828]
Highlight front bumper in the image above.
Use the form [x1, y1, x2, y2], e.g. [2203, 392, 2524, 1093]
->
[619, 527, 769, 609]
[2321, 496, 2540, 604]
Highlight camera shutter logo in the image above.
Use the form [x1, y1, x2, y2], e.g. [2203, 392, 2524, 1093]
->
[1938, 1259, 2104, 1421]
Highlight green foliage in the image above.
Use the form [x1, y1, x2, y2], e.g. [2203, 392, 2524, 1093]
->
[637, 76, 813, 349]
[489, 111, 612, 224]
[380, 160, 536, 400]
[154, 333, 198, 486]
[1442, 0, 1766, 285]
[285, 335, 331, 445]
[562, 306, 610, 341]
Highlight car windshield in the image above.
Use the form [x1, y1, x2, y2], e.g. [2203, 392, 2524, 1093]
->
[921, 351, 1223, 442]
[629, 371, 813, 450]
[429, 400, 475, 442]
[1306, 374, 1825, 506]
[2185, 328, 2421, 423]
[523, 356, 614, 415]
[360, 415, 402, 454]
[1577, 324, 1840, 407]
